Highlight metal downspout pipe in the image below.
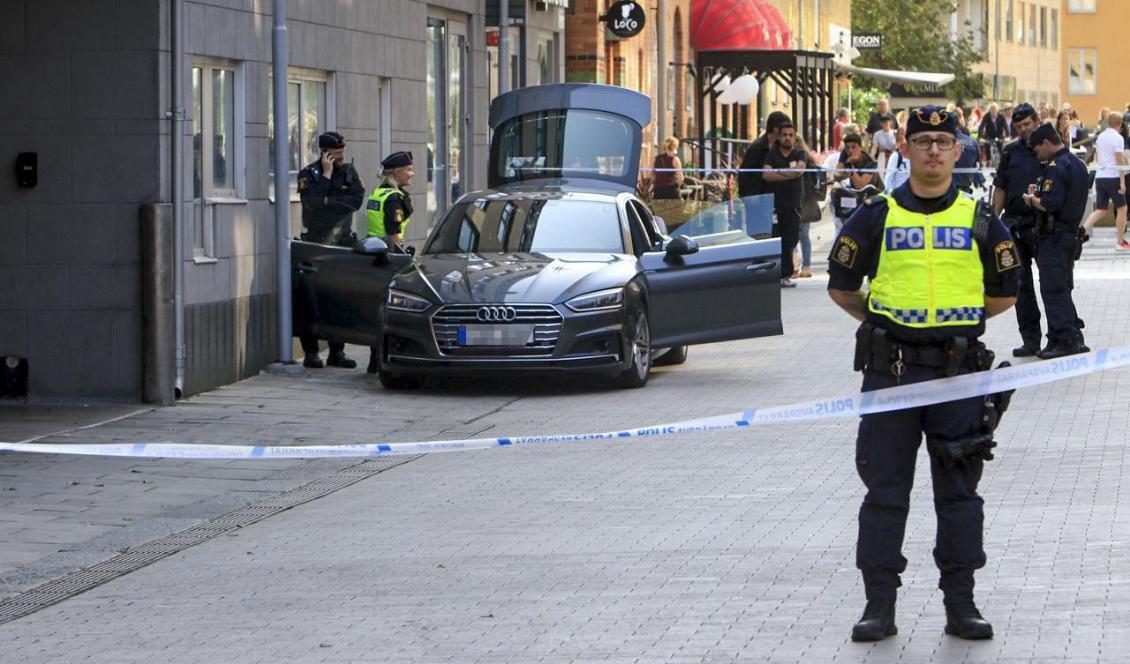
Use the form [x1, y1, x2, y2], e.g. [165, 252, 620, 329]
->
[273, 0, 293, 364]
[172, 0, 185, 397]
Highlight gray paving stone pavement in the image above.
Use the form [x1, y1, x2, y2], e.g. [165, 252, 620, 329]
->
[0, 225, 1128, 662]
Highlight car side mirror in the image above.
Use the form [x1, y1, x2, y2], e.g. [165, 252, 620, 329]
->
[664, 236, 698, 259]
[353, 236, 388, 256]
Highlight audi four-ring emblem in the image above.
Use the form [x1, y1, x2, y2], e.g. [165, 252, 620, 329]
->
[476, 306, 517, 322]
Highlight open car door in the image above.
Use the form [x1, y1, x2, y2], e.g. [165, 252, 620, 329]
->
[637, 196, 783, 347]
[291, 239, 413, 348]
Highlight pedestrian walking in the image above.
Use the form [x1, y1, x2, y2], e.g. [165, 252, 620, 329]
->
[737, 111, 791, 198]
[883, 127, 910, 192]
[1023, 124, 1091, 358]
[762, 121, 807, 287]
[652, 137, 685, 200]
[826, 105, 1020, 643]
[954, 121, 986, 195]
[991, 103, 1045, 357]
[832, 108, 850, 151]
[296, 131, 365, 369]
[1082, 111, 1129, 248]
[865, 98, 898, 137]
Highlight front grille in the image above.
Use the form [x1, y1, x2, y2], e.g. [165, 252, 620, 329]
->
[432, 304, 563, 356]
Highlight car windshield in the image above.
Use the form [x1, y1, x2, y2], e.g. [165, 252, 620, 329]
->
[494, 109, 634, 182]
[424, 198, 624, 254]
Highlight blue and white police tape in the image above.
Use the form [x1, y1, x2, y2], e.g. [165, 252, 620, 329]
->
[3, 346, 1128, 460]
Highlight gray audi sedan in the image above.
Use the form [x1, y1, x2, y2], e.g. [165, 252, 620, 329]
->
[292, 83, 783, 389]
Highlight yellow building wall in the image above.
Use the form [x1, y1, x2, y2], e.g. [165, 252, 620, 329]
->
[1061, 1, 1130, 124]
[973, 0, 1062, 106]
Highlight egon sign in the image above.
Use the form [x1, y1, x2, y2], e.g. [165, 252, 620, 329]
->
[852, 33, 883, 50]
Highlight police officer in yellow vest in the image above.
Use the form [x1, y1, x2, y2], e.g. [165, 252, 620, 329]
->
[367, 151, 414, 249]
[364, 151, 414, 374]
[827, 106, 1020, 643]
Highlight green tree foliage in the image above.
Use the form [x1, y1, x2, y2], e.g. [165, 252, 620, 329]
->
[852, 1, 986, 103]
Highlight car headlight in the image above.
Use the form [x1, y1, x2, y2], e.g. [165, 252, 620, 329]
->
[565, 287, 624, 312]
[387, 289, 433, 312]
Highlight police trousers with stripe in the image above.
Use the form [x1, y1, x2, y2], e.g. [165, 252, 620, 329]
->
[855, 364, 987, 604]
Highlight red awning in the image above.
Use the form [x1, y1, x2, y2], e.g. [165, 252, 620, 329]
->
[691, 0, 793, 52]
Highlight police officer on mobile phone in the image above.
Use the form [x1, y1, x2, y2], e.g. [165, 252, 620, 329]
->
[295, 131, 365, 369]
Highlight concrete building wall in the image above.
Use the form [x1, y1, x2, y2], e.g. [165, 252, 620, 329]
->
[1, 0, 494, 400]
[0, 0, 162, 399]
[1061, 0, 1130, 125]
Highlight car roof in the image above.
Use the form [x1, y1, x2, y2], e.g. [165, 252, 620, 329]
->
[455, 184, 626, 204]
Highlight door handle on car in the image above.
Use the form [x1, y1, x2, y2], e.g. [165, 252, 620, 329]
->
[296, 262, 319, 274]
[745, 261, 776, 273]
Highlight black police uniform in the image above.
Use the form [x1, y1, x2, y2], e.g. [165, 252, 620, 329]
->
[992, 113, 1044, 352]
[297, 161, 365, 244]
[829, 99, 1021, 638]
[295, 132, 365, 366]
[1029, 126, 1090, 355]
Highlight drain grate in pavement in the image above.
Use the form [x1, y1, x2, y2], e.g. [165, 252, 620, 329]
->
[0, 454, 420, 625]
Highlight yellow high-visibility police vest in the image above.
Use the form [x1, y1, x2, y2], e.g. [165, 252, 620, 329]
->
[366, 186, 410, 239]
[867, 193, 985, 328]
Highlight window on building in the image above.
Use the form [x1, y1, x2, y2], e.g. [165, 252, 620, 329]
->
[1067, 0, 1096, 12]
[667, 64, 676, 112]
[1017, 2, 1024, 44]
[1039, 7, 1047, 47]
[1005, 0, 1013, 41]
[1068, 48, 1097, 95]
[1028, 4, 1036, 45]
[268, 73, 329, 194]
[191, 60, 242, 258]
[1051, 9, 1058, 48]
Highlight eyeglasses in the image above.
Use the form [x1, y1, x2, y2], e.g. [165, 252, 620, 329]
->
[908, 135, 957, 151]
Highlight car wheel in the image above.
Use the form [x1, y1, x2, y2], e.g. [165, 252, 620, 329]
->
[378, 371, 419, 390]
[615, 307, 651, 389]
[654, 345, 688, 366]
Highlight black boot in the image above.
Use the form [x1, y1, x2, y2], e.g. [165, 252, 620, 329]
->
[851, 599, 897, 642]
[326, 351, 357, 369]
[944, 602, 993, 640]
[1011, 342, 1039, 357]
[367, 347, 379, 375]
[303, 353, 324, 369]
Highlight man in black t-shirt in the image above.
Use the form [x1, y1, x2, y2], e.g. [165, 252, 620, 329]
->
[762, 121, 808, 286]
[737, 111, 791, 198]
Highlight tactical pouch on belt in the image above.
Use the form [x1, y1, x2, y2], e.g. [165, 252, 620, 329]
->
[854, 322, 875, 372]
[1072, 226, 1087, 261]
[942, 337, 968, 377]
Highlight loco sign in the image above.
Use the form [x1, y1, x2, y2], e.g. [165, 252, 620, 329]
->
[604, 0, 646, 39]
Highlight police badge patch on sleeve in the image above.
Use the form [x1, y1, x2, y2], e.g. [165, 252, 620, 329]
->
[994, 240, 1019, 272]
[1041, 179, 1053, 192]
[297, 176, 307, 191]
[831, 235, 859, 269]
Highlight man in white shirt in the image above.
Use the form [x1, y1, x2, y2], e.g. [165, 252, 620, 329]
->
[1083, 111, 1129, 249]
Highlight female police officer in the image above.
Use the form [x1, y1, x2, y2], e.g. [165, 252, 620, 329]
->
[827, 106, 1020, 642]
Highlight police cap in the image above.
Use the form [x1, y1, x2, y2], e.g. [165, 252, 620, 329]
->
[1027, 122, 1061, 147]
[318, 131, 346, 150]
[1012, 103, 1038, 123]
[906, 105, 958, 138]
[381, 151, 414, 169]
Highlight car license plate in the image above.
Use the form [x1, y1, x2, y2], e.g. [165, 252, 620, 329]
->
[458, 324, 534, 346]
